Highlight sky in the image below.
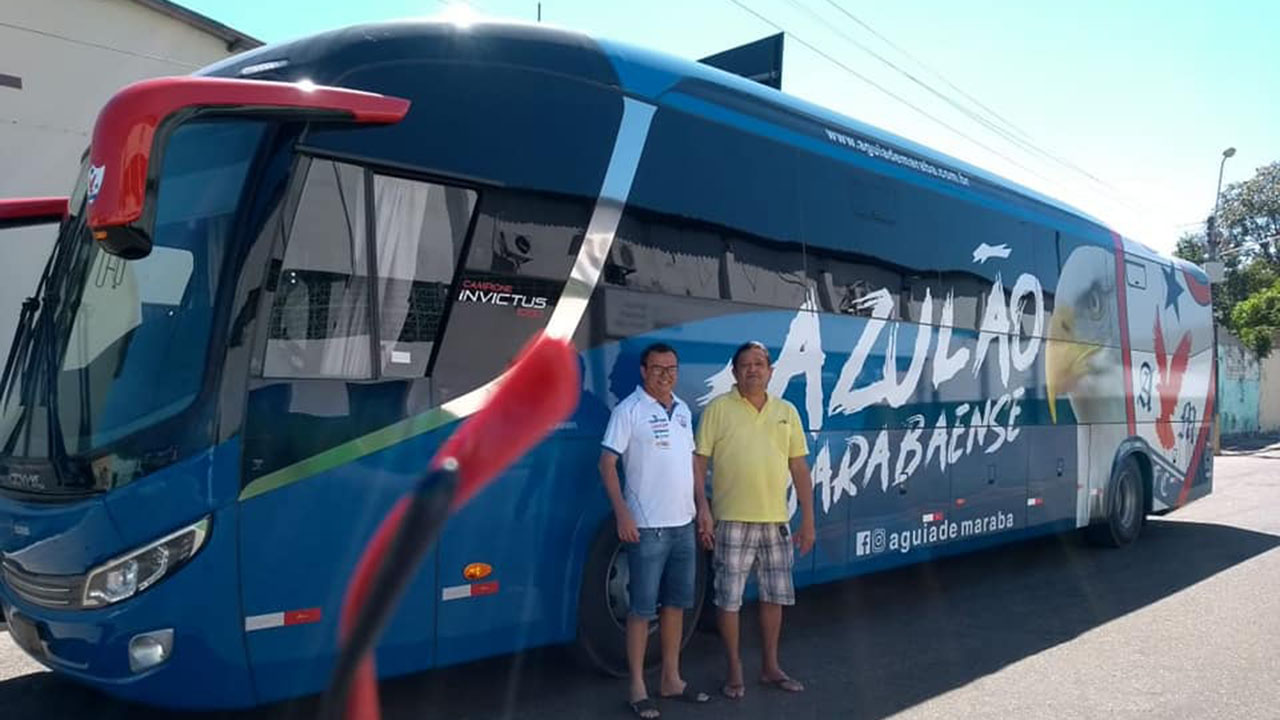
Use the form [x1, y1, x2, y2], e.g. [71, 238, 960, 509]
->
[181, 0, 1279, 255]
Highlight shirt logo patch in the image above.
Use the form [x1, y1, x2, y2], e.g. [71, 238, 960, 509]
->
[648, 414, 671, 449]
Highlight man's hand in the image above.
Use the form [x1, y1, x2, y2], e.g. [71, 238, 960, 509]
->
[697, 508, 714, 550]
[616, 509, 640, 543]
[794, 519, 815, 556]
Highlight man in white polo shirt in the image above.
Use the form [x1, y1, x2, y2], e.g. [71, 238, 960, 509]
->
[600, 343, 711, 718]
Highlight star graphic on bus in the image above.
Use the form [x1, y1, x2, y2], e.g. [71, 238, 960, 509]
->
[1162, 262, 1184, 321]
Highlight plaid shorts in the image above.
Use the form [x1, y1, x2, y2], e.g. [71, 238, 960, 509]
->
[713, 520, 795, 611]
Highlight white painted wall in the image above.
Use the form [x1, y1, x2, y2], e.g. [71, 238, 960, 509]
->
[0, 0, 253, 366]
[1260, 332, 1280, 434]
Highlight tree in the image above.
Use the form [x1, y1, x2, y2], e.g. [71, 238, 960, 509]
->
[1174, 233, 1206, 265]
[1217, 161, 1280, 266]
[1173, 161, 1280, 342]
[1231, 279, 1280, 357]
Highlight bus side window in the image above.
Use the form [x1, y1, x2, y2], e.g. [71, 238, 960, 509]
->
[605, 212, 723, 299]
[721, 233, 808, 310]
[430, 191, 592, 402]
[805, 249, 904, 318]
[263, 158, 374, 379]
[370, 174, 477, 378]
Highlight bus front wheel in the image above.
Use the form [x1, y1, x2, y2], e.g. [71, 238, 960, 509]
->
[1087, 455, 1144, 547]
[575, 521, 707, 677]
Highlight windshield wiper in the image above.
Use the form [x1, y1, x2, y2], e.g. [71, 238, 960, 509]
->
[0, 210, 88, 485]
[0, 233, 65, 460]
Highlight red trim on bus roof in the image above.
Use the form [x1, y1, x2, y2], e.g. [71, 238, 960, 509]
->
[1183, 267, 1213, 306]
[0, 197, 68, 227]
[1111, 232, 1137, 436]
[87, 76, 410, 230]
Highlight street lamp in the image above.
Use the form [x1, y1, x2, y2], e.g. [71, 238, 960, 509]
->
[1207, 146, 1235, 456]
[1213, 146, 1236, 225]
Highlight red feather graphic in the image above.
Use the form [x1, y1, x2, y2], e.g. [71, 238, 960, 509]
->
[1154, 315, 1192, 450]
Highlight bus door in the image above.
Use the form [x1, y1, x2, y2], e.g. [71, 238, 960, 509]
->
[237, 158, 480, 700]
[424, 190, 596, 667]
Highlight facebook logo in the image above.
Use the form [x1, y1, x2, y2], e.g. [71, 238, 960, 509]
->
[855, 531, 872, 557]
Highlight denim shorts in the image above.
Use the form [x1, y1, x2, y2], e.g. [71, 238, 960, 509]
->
[626, 521, 696, 620]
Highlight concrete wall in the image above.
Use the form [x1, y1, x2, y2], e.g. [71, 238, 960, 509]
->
[0, 0, 254, 365]
[1217, 330, 1262, 436]
[1260, 332, 1280, 433]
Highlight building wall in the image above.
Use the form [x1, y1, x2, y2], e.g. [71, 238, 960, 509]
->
[0, 0, 254, 365]
[1217, 330, 1262, 436]
[1260, 332, 1280, 433]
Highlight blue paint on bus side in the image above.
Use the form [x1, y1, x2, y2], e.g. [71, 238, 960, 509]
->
[596, 37, 1112, 235]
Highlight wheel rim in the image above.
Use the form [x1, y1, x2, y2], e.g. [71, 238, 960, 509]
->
[605, 544, 630, 631]
[1117, 469, 1139, 532]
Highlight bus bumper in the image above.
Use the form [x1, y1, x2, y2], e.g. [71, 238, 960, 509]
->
[0, 505, 256, 710]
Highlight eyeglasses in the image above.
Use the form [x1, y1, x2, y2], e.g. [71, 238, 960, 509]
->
[644, 364, 678, 376]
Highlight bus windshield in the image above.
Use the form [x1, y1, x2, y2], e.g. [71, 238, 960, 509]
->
[0, 120, 266, 478]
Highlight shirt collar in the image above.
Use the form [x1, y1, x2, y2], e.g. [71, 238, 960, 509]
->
[731, 385, 773, 408]
[636, 385, 684, 411]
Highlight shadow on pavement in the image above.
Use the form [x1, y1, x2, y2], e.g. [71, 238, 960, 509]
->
[1, 519, 1276, 720]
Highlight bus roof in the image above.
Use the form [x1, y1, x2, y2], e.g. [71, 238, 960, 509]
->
[202, 19, 1168, 256]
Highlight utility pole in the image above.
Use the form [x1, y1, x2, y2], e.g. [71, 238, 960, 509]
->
[1208, 146, 1236, 455]
[537, 3, 542, 22]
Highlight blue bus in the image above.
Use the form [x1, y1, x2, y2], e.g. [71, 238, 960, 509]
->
[0, 20, 1215, 710]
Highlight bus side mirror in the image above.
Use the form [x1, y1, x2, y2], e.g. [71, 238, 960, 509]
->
[86, 76, 411, 259]
[0, 197, 68, 230]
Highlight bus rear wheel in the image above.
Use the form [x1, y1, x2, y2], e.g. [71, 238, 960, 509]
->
[575, 522, 707, 677]
[1087, 455, 1144, 548]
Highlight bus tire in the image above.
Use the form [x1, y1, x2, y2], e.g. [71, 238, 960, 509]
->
[575, 522, 707, 677]
[1086, 455, 1144, 548]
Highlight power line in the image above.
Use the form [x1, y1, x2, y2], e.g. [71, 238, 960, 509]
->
[815, 0, 1127, 199]
[721, 0, 1064, 191]
[821, 1, 1037, 148]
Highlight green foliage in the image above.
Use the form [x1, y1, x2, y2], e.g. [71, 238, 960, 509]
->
[1174, 233, 1206, 265]
[1217, 162, 1280, 265]
[1193, 161, 1280, 338]
[1231, 279, 1280, 357]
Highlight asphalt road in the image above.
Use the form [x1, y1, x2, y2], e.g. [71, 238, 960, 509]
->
[3, 438, 1279, 720]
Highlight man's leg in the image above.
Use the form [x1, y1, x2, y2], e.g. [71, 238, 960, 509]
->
[714, 521, 752, 699]
[658, 523, 698, 698]
[758, 602, 784, 679]
[625, 530, 665, 716]
[658, 606, 685, 693]
[757, 523, 802, 691]
[627, 614, 651, 703]
[717, 607, 744, 696]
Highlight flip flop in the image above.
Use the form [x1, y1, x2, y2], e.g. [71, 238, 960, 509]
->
[627, 697, 660, 718]
[661, 685, 711, 703]
[760, 675, 805, 693]
[722, 683, 745, 700]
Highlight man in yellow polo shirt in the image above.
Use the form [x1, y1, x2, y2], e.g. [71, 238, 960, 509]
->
[694, 341, 815, 700]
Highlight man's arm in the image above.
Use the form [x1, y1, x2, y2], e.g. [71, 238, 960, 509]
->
[788, 455, 815, 555]
[694, 453, 712, 549]
[599, 451, 639, 543]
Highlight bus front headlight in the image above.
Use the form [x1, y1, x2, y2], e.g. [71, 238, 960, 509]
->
[82, 517, 210, 608]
